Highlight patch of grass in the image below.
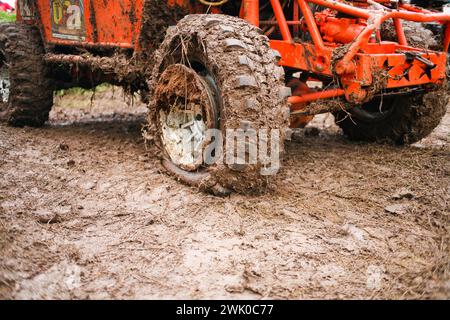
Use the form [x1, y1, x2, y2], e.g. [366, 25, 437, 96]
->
[0, 12, 16, 23]
[56, 83, 112, 97]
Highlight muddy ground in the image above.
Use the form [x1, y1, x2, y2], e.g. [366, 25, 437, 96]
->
[0, 88, 449, 299]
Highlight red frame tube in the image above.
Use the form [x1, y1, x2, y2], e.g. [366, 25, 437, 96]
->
[288, 89, 345, 105]
[239, 0, 450, 106]
[241, 0, 260, 27]
[296, 0, 325, 49]
[307, 0, 371, 19]
[270, 0, 293, 42]
[400, 3, 432, 14]
[293, 0, 300, 38]
[393, 18, 407, 46]
[337, 10, 450, 74]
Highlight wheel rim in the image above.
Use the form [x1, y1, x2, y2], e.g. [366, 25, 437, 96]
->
[155, 64, 219, 172]
[0, 61, 10, 104]
[159, 102, 208, 171]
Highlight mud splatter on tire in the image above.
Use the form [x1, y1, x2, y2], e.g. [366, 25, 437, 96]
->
[335, 87, 448, 144]
[0, 23, 53, 127]
[147, 15, 290, 194]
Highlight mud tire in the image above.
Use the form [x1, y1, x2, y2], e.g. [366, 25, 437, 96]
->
[147, 15, 290, 195]
[335, 88, 448, 144]
[0, 23, 53, 127]
[337, 18, 448, 144]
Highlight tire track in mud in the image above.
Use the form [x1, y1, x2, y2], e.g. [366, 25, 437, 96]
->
[0, 91, 449, 299]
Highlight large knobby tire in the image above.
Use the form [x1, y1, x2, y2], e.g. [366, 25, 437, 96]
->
[334, 88, 448, 144]
[337, 21, 449, 145]
[0, 23, 53, 127]
[147, 15, 290, 195]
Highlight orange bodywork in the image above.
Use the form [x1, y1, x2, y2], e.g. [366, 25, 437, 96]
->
[15, 0, 450, 117]
[18, 0, 146, 48]
[262, 0, 450, 107]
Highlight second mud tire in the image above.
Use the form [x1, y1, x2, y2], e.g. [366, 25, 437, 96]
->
[148, 15, 290, 194]
[341, 18, 449, 144]
[0, 23, 53, 127]
[334, 88, 448, 144]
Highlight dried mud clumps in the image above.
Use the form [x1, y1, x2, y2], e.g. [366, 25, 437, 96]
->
[331, 43, 352, 70]
[117, 0, 188, 95]
[0, 24, 53, 127]
[412, 85, 449, 142]
[307, 98, 350, 116]
[332, 19, 446, 144]
[85, 0, 187, 94]
[366, 68, 389, 100]
[334, 85, 449, 144]
[47, 0, 189, 98]
[147, 15, 290, 195]
[138, 0, 187, 60]
[381, 20, 439, 50]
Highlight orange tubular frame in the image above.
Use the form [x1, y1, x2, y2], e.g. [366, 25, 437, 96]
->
[289, 89, 345, 104]
[19, 0, 450, 107]
[241, 0, 260, 27]
[240, 0, 450, 105]
[270, 0, 293, 42]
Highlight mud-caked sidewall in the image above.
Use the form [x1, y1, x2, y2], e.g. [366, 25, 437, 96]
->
[335, 85, 449, 144]
[0, 23, 53, 127]
[147, 15, 290, 194]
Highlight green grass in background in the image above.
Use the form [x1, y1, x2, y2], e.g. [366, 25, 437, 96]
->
[0, 12, 16, 23]
[56, 83, 112, 97]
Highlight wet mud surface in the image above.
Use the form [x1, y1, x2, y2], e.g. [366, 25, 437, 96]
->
[0, 89, 449, 299]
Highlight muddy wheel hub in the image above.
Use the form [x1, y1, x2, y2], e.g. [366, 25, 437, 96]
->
[0, 61, 10, 104]
[155, 64, 218, 172]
